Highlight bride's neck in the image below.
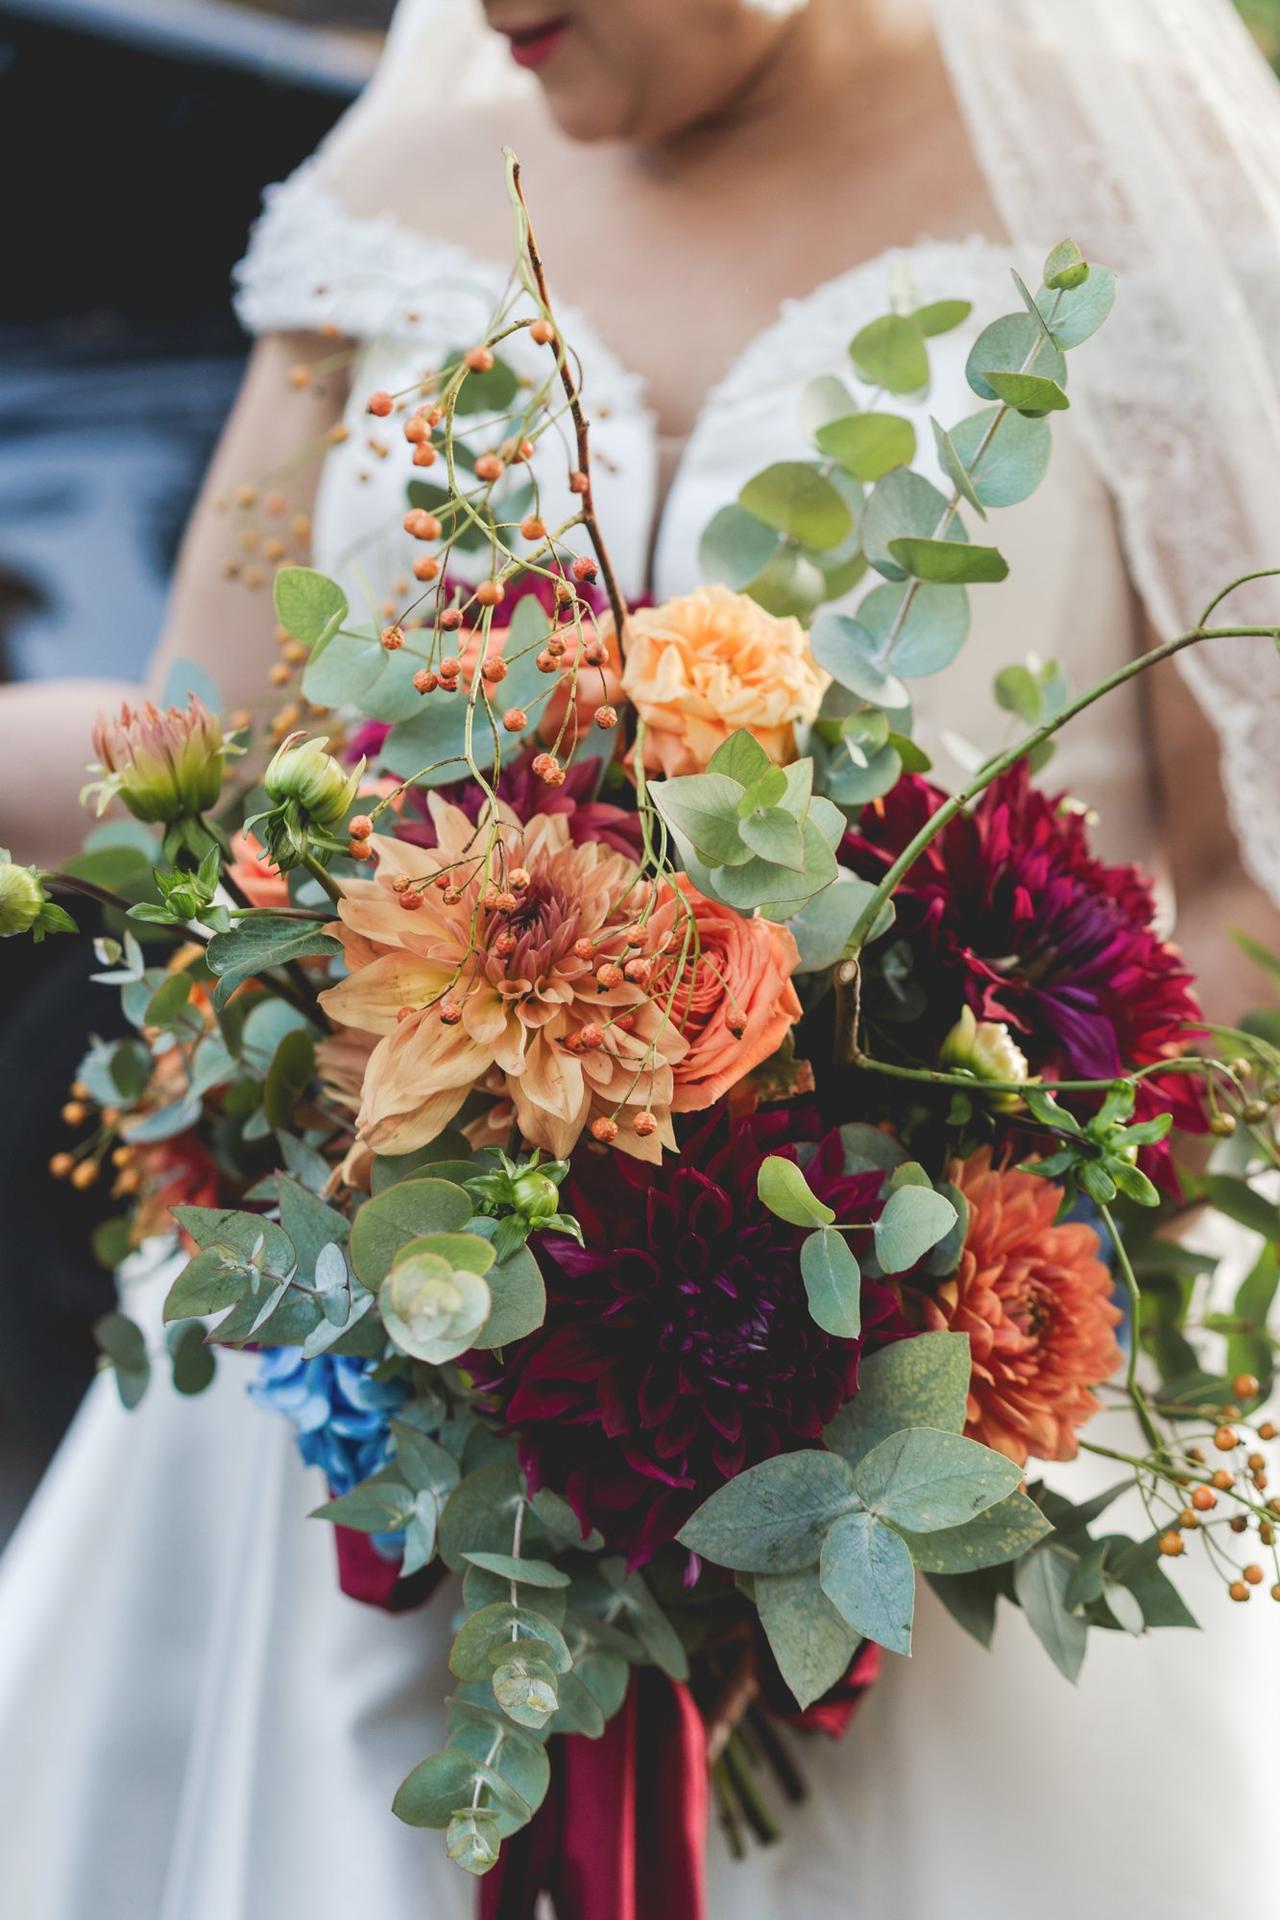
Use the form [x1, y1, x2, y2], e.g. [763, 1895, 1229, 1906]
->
[640, 0, 928, 175]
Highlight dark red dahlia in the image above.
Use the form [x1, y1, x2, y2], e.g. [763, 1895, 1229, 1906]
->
[472, 1106, 906, 1563]
[841, 765, 1206, 1147]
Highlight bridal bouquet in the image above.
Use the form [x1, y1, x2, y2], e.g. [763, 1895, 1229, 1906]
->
[17, 161, 1280, 1901]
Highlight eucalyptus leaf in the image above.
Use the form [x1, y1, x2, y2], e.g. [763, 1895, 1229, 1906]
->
[1014, 1544, 1088, 1682]
[849, 312, 929, 395]
[895, 1490, 1052, 1573]
[348, 1178, 474, 1287]
[739, 462, 853, 552]
[852, 1427, 1022, 1532]
[816, 412, 916, 484]
[676, 1450, 857, 1573]
[819, 1509, 916, 1656]
[756, 1566, 861, 1710]
[757, 1155, 835, 1228]
[874, 1184, 958, 1273]
[824, 1331, 972, 1466]
[800, 1227, 862, 1338]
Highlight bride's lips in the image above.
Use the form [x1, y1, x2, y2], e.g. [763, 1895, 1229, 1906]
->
[498, 17, 572, 70]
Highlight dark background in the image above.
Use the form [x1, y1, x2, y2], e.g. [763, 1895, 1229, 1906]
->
[1, 0, 1277, 1542]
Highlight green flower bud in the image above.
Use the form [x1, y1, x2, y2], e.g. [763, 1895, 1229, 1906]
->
[940, 1006, 1031, 1110]
[264, 733, 363, 829]
[84, 695, 227, 823]
[0, 858, 46, 936]
[510, 1169, 561, 1221]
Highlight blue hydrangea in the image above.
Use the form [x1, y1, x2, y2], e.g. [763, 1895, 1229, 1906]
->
[250, 1349, 408, 1495]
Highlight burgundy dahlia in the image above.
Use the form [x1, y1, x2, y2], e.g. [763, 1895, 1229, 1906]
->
[473, 1106, 906, 1562]
[841, 766, 1205, 1149]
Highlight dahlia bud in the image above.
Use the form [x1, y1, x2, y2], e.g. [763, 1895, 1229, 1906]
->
[0, 859, 45, 937]
[940, 1006, 1031, 1106]
[84, 694, 227, 823]
[264, 734, 363, 829]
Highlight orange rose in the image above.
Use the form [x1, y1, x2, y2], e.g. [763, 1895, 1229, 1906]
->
[922, 1150, 1123, 1466]
[620, 585, 827, 777]
[227, 830, 289, 911]
[642, 876, 802, 1113]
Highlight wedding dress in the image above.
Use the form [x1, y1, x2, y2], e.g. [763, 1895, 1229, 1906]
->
[4, 15, 1280, 1920]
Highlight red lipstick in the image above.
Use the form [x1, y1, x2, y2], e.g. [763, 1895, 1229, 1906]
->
[500, 18, 571, 70]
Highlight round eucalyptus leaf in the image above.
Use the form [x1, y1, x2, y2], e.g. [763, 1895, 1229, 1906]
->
[848, 312, 929, 395]
[822, 739, 902, 807]
[816, 412, 917, 485]
[739, 462, 853, 551]
[947, 406, 1051, 508]
[698, 504, 780, 590]
[798, 373, 858, 439]
[861, 470, 963, 582]
[746, 544, 828, 619]
[1037, 264, 1116, 348]
[965, 313, 1067, 402]
[810, 612, 909, 708]
[855, 579, 970, 679]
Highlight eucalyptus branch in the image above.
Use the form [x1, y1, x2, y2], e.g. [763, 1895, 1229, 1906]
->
[1098, 1202, 1164, 1456]
[47, 870, 135, 917]
[506, 152, 629, 646]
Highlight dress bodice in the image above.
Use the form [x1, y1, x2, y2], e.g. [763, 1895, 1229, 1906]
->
[234, 161, 1156, 863]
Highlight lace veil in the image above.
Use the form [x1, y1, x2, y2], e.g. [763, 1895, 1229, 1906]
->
[314, 0, 1280, 901]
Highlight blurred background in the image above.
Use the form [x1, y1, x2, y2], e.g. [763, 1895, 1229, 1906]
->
[1, 0, 1278, 1542]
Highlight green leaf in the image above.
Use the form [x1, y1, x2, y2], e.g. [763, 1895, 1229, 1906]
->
[788, 873, 894, 973]
[914, 299, 973, 336]
[824, 1330, 971, 1464]
[1014, 1544, 1088, 1681]
[994, 662, 1043, 724]
[312, 1479, 415, 1532]
[809, 612, 907, 706]
[874, 1184, 958, 1273]
[393, 1745, 529, 1833]
[861, 470, 957, 583]
[855, 578, 970, 680]
[462, 1552, 570, 1589]
[983, 371, 1069, 416]
[800, 1228, 862, 1338]
[391, 1422, 460, 1500]
[738, 808, 805, 872]
[739, 462, 853, 552]
[756, 1155, 836, 1228]
[698, 504, 780, 589]
[273, 567, 348, 647]
[849, 312, 929, 395]
[895, 1490, 1052, 1573]
[205, 916, 340, 1013]
[1037, 264, 1116, 348]
[887, 537, 1008, 585]
[816, 412, 916, 484]
[649, 771, 751, 867]
[947, 405, 1052, 508]
[438, 1463, 524, 1573]
[94, 1310, 148, 1374]
[736, 765, 788, 816]
[451, 348, 519, 416]
[756, 1567, 861, 1710]
[819, 1509, 915, 1655]
[471, 1244, 547, 1348]
[1202, 1174, 1278, 1241]
[745, 545, 827, 619]
[276, 1177, 348, 1279]
[166, 1319, 216, 1395]
[1043, 239, 1088, 290]
[263, 1028, 315, 1131]
[925, 1568, 1001, 1647]
[966, 312, 1067, 401]
[707, 729, 773, 787]
[144, 971, 195, 1034]
[676, 1450, 857, 1573]
[348, 1178, 474, 1286]
[853, 1427, 1022, 1532]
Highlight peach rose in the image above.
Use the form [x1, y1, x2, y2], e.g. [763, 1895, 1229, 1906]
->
[620, 585, 827, 777]
[642, 876, 803, 1113]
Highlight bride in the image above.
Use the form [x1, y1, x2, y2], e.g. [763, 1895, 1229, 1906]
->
[3, 1, 1280, 1915]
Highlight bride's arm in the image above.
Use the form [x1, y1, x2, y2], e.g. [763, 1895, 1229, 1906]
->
[0, 331, 349, 869]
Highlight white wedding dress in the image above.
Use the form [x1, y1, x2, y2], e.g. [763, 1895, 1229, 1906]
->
[2, 157, 1278, 1920]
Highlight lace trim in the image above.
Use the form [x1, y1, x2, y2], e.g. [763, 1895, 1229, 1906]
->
[232, 157, 651, 426]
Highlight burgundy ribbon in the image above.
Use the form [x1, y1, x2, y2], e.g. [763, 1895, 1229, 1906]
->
[332, 1525, 444, 1612]
[479, 1668, 708, 1920]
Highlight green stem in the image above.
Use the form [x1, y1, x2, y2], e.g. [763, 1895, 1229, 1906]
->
[301, 852, 344, 907]
[850, 1052, 1215, 1099]
[839, 613, 1280, 980]
[47, 870, 134, 917]
[1098, 1202, 1163, 1456]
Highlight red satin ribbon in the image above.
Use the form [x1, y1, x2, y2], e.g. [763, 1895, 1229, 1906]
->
[480, 1668, 709, 1920]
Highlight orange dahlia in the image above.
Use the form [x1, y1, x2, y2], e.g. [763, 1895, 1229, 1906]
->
[920, 1149, 1122, 1466]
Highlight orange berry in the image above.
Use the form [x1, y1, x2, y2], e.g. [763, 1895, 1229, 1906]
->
[439, 657, 461, 679]
[70, 1160, 99, 1190]
[1260, 1422, 1278, 1441]
[571, 555, 598, 583]
[1248, 1451, 1267, 1473]
[474, 452, 504, 483]
[594, 705, 618, 731]
[413, 669, 438, 694]
[49, 1152, 74, 1179]
[529, 318, 555, 346]
[1158, 1530, 1185, 1558]
[1214, 1426, 1239, 1452]
[288, 365, 311, 390]
[633, 1111, 658, 1138]
[474, 579, 506, 607]
[1212, 1468, 1235, 1490]
[349, 841, 374, 861]
[595, 962, 624, 990]
[464, 346, 495, 372]
[532, 752, 561, 783]
[404, 509, 443, 541]
[624, 958, 651, 986]
[367, 390, 394, 417]
[268, 662, 293, 686]
[413, 554, 440, 583]
[381, 625, 405, 651]
[1191, 1486, 1218, 1512]
[438, 1000, 463, 1025]
[1243, 1563, 1265, 1585]
[397, 889, 423, 912]
[590, 1116, 619, 1145]
[349, 815, 374, 840]
[1229, 1580, 1251, 1602]
[404, 414, 430, 444]
[568, 469, 589, 494]
[502, 708, 528, 734]
[520, 515, 547, 542]
[61, 1101, 87, 1127]
[727, 1009, 749, 1037]
[509, 868, 531, 892]
[480, 656, 508, 684]
[1232, 1373, 1261, 1401]
[439, 608, 464, 632]
[582, 639, 609, 667]
[573, 938, 595, 960]
[412, 442, 438, 468]
[1230, 1514, 1250, 1533]
[536, 650, 558, 674]
[578, 1024, 605, 1051]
